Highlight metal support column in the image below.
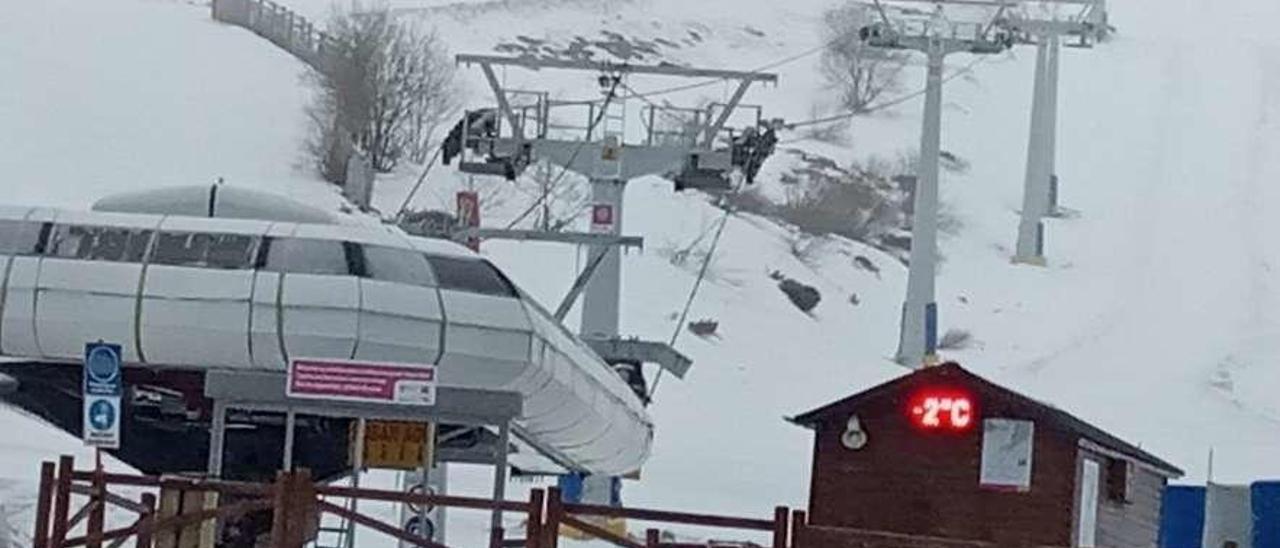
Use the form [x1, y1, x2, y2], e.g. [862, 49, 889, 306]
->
[580, 178, 625, 339]
[895, 46, 945, 368]
[282, 409, 296, 472]
[207, 401, 227, 478]
[1015, 37, 1051, 265]
[1044, 34, 1062, 216]
[490, 422, 511, 540]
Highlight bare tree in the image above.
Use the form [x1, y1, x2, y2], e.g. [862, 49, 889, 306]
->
[306, 8, 456, 183]
[820, 3, 910, 114]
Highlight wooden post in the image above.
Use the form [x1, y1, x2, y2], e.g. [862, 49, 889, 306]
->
[771, 506, 789, 548]
[136, 493, 157, 548]
[645, 529, 660, 547]
[51, 455, 75, 547]
[544, 487, 562, 548]
[34, 462, 55, 548]
[789, 510, 806, 548]
[87, 465, 106, 548]
[525, 489, 545, 548]
[268, 471, 289, 547]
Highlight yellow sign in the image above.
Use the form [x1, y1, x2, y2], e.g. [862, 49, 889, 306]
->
[349, 421, 434, 470]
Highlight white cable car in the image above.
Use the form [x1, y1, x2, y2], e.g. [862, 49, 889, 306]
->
[0, 186, 652, 475]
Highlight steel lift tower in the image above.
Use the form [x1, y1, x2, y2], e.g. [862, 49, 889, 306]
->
[449, 53, 776, 359]
[861, 2, 1014, 367]
[1006, 0, 1110, 264]
[446, 53, 778, 498]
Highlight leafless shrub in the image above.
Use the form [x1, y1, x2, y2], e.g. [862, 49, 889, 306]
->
[306, 8, 457, 183]
[820, 3, 910, 114]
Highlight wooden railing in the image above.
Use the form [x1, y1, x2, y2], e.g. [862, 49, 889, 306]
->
[31, 455, 792, 548]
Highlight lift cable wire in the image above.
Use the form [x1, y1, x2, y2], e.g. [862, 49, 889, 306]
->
[600, 43, 827, 104]
[647, 186, 738, 400]
[782, 55, 991, 133]
[505, 75, 625, 230]
[392, 144, 446, 221]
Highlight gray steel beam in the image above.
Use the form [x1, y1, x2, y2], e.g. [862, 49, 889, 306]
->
[480, 63, 523, 139]
[703, 80, 754, 147]
[456, 54, 777, 83]
[456, 228, 642, 249]
[554, 246, 610, 322]
[1015, 36, 1052, 265]
[895, 46, 946, 368]
[204, 370, 522, 426]
[581, 337, 692, 379]
[580, 178, 625, 340]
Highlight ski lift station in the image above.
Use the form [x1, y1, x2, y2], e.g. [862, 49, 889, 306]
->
[0, 185, 655, 483]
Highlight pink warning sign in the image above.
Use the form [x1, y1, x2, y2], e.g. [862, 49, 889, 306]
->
[286, 358, 436, 406]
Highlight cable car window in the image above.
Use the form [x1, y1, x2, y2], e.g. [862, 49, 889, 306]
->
[425, 255, 516, 296]
[263, 238, 349, 275]
[124, 230, 154, 262]
[206, 233, 259, 269]
[47, 225, 149, 262]
[152, 232, 211, 267]
[47, 225, 94, 259]
[362, 245, 436, 286]
[0, 220, 48, 255]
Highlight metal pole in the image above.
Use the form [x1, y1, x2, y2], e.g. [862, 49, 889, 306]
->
[580, 178, 625, 339]
[208, 401, 227, 478]
[490, 422, 511, 540]
[346, 418, 366, 548]
[1044, 33, 1062, 216]
[895, 45, 945, 368]
[418, 423, 434, 545]
[282, 409, 296, 472]
[1014, 37, 1051, 265]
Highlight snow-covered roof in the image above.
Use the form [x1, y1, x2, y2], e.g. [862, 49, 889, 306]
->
[92, 185, 347, 225]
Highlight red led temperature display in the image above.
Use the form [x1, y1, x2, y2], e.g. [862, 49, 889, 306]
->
[907, 390, 975, 431]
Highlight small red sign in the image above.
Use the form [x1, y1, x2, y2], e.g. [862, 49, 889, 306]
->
[456, 191, 481, 251]
[592, 204, 614, 227]
[287, 358, 436, 406]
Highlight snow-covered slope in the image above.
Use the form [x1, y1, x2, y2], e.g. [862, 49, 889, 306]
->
[5, 0, 1280, 545]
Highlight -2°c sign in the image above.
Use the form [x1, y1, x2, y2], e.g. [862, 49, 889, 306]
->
[83, 342, 123, 449]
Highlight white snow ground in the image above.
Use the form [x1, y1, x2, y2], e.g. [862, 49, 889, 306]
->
[4, 0, 1280, 545]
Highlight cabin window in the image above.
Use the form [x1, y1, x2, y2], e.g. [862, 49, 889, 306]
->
[205, 233, 258, 269]
[152, 232, 210, 266]
[361, 245, 436, 287]
[0, 220, 49, 255]
[425, 255, 516, 297]
[150, 231, 259, 269]
[263, 238, 350, 276]
[1105, 457, 1133, 503]
[47, 225, 153, 262]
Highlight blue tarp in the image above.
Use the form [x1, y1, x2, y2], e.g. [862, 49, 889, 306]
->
[1254, 482, 1280, 548]
[1160, 485, 1207, 548]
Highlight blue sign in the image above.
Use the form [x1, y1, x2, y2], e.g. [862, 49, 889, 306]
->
[84, 342, 122, 397]
[83, 395, 121, 449]
[88, 398, 116, 430]
[404, 516, 435, 540]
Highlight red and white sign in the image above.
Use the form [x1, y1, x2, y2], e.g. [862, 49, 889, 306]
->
[287, 358, 436, 406]
[590, 204, 614, 233]
[456, 191, 480, 251]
